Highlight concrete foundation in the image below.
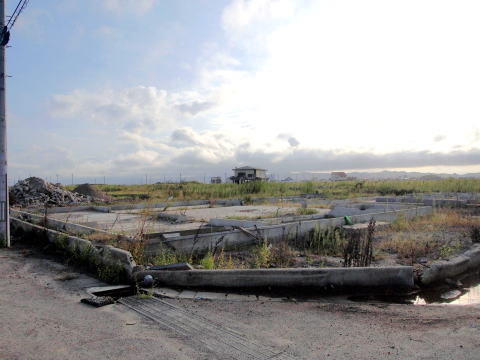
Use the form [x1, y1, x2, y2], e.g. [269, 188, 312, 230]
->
[145, 206, 433, 256]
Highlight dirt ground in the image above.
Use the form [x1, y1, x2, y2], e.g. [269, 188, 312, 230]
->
[1, 245, 479, 360]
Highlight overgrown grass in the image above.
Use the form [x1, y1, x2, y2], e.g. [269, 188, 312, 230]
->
[377, 209, 480, 263]
[66, 178, 480, 204]
[302, 226, 346, 256]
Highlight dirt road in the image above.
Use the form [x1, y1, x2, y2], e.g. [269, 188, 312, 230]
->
[0, 245, 479, 359]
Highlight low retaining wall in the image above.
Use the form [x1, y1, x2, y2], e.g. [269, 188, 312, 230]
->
[10, 209, 132, 242]
[134, 266, 414, 290]
[145, 206, 433, 256]
[418, 245, 480, 285]
[10, 217, 136, 282]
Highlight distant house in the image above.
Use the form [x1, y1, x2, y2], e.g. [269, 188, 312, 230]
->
[231, 166, 267, 184]
[210, 176, 222, 184]
[330, 172, 348, 181]
[282, 176, 294, 182]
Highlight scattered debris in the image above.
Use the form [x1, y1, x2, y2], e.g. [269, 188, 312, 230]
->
[10, 177, 89, 207]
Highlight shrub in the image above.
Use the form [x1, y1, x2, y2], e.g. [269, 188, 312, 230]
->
[200, 250, 215, 269]
[153, 247, 178, 266]
[251, 238, 271, 268]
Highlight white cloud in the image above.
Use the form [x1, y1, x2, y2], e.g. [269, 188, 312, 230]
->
[102, 0, 155, 15]
[51, 86, 217, 133]
[222, 0, 296, 31]
[24, 0, 480, 181]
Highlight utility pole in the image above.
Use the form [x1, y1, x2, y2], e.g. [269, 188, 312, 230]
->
[0, 0, 8, 247]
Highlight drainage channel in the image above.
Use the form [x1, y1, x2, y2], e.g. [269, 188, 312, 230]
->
[118, 296, 296, 360]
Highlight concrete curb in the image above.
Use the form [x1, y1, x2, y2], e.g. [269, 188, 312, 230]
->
[10, 217, 136, 281]
[418, 244, 480, 285]
[134, 266, 414, 291]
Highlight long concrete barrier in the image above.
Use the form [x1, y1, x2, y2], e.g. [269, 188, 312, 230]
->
[134, 266, 414, 290]
[144, 206, 433, 256]
[419, 245, 480, 285]
[10, 217, 136, 281]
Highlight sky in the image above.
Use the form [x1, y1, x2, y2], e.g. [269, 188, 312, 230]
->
[7, 0, 480, 184]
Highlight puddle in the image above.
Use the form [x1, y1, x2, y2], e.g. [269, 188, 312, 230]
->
[414, 272, 480, 305]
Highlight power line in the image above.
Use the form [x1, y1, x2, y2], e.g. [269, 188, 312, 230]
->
[6, 0, 29, 31]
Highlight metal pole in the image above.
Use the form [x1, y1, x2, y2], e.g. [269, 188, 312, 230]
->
[0, 0, 9, 247]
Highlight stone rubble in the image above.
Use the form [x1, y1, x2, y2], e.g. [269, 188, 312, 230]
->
[10, 177, 90, 207]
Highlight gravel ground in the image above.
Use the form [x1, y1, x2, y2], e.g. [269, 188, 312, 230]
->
[1, 244, 480, 360]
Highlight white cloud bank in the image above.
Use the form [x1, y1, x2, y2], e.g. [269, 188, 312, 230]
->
[27, 0, 480, 180]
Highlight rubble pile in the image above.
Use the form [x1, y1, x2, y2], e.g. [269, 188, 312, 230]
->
[73, 184, 112, 203]
[10, 177, 90, 207]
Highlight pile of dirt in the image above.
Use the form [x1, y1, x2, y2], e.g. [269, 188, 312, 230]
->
[10, 177, 89, 207]
[73, 184, 112, 202]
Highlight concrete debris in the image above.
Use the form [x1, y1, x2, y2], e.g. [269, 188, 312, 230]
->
[10, 177, 90, 207]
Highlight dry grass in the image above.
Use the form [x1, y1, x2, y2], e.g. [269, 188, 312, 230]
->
[377, 209, 479, 264]
[377, 233, 436, 262]
[390, 209, 480, 232]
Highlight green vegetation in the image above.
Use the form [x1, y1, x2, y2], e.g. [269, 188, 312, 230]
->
[251, 238, 271, 268]
[64, 178, 480, 203]
[304, 226, 346, 256]
[200, 250, 216, 269]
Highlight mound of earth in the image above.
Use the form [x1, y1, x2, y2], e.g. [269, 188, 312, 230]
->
[73, 184, 112, 202]
[10, 177, 89, 207]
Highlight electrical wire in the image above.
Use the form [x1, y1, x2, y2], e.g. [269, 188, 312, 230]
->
[6, 0, 30, 31]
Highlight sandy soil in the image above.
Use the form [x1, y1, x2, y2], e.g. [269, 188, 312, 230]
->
[1, 245, 479, 360]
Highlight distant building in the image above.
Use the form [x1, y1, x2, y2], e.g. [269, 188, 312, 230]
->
[210, 176, 222, 184]
[330, 171, 348, 181]
[282, 176, 294, 182]
[231, 166, 267, 184]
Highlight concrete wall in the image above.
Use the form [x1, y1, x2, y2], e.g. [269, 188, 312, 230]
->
[134, 266, 414, 290]
[10, 209, 132, 242]
[144, 206, 433, 256]
[10, 217, 136, 281]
